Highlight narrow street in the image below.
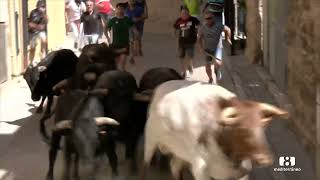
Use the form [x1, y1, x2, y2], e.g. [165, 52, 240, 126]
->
[0, 32, 316, 180]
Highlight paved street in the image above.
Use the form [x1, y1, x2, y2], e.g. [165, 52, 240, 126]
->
[0, 33, 316, 180]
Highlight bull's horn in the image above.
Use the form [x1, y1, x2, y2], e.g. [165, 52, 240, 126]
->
[89, 89, 109, 96]
[220, 107, 239, 126]
[94, 117, 119, 126]
[140, 89, 153, 95]
[84, 72, 97, 82]
[53, 79, 68, 92]
[259, 103, 289, 121]
[55, 120, 72, 130]
[134, 93, 151, 102]
[38, 66, 47, 72]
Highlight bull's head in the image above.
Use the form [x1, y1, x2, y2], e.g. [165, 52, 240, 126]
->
[215, 98, 289, 167]
[24, 65, 48, 101]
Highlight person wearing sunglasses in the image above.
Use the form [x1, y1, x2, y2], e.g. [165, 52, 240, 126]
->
[197, 11, 231, 84]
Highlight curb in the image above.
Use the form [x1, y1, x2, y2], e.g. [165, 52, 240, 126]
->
[255, 66, 294, 114]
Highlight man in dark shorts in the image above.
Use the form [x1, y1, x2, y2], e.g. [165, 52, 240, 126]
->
[28, 0, 48, 65]
[125, 0, 146, 57]
[80, 0, 104, 45]
[106, 3, 136, 71]
[198, 11, 231, 84]
[174, 6, 200, 78]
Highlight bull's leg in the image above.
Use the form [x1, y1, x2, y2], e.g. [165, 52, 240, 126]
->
[190, 157, 210, 180]
[105, 137, 119, 177]
[170, 157, 185, 180]
[44, 95, 54, 116]
[62, 140, 72, 180]
[139, 137, 157, 180]
[73, 154, 80, 180]
[46, 131, 61, 180]
[125, 135, 139, 173]
[36, 96, 46, 113]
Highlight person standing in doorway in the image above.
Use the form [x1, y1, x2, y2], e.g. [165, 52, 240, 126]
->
[174, 7, 200, 78]
[65, 0, 86, 49]
[197, 11, 231, 84]
[106, 3, 136, 71]
[80, 0, 104, 45]
[28, 0, 48, 66]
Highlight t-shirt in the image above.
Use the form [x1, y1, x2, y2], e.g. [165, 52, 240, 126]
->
[28, 9, 47, 34]
[174, 16, 200, 45]
[183, 0, 200, 17]
[125, 6, 144, 30]
[107, 16, 134, 46]
[81, 11, 102, 35]
[198, 23, 224, 52]
[66, 0, 86, 22]
[95, 0, 113, 15]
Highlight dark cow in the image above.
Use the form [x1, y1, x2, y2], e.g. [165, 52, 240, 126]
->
[68, 43, 126, 90]
[46, 89, 119, 180]
[23, 49, 77, 114]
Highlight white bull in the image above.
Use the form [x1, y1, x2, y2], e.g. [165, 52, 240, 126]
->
[141, 80, 289, 180]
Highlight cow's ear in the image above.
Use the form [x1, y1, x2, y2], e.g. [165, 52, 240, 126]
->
[259, 103, 289, 123]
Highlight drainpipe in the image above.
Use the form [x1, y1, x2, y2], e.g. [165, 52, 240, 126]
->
[317, 83, 320, 180]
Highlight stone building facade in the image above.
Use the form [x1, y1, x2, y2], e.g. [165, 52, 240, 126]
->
[287, 0, 320, 157]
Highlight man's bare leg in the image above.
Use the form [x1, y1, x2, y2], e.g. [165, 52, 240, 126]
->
[180, 58, 188, 79]
[41, 38, 48, 59]
[29, 48, 36, 66]
[205, 63, 216, 84]
[116, 54, 127, 71]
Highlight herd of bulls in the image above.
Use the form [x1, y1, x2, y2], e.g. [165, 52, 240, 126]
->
[23, 43, 289, 180]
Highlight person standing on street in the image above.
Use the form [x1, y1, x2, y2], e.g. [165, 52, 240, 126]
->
[174, 7, 200, 78]
[125, 0, 145, 58]
[80, 0, 104, 45]
[197, 11, 231, 84]
[95, 0, 115, 37]
[106, 3, 136, 71]
[65, 0, 86, 49]
[28, 0, 48, 66]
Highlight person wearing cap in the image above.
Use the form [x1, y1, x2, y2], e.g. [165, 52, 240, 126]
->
[28, 0, 48, 65]
[197, 11, 231, 84]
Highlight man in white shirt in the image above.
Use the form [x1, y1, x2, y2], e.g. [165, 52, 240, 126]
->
[65, 0, 86, 49]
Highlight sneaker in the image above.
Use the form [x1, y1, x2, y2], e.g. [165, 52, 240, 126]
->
[215, 69, 222, 81]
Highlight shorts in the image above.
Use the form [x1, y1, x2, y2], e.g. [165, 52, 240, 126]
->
[29, 31, 47, 48]
[205, 47, 223, 64]
[110, 44, 130, 55]
[178, 44, 195, 58]
[129, 24, 144, 41]
[84, 34, 99, 45]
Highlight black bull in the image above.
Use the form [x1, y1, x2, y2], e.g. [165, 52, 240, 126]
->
[44, 67, 183, 179]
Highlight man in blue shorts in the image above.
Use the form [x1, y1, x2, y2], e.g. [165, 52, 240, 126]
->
[198, 11, 231, 84]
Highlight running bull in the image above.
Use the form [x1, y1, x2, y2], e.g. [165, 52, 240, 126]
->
[23, 49, 78, 115]
[141, 80, 289, 180]
[46, 89, 119, 180]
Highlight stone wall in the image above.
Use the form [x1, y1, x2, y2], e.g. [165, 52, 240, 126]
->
[287, 0, 320, 155]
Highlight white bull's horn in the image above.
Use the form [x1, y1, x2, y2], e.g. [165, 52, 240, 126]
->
[89, 89, 109, 96]
[38, 66, 47, 72]
[55, 120, 72, 130]
[94, 117, 119, 126]
[134, 93, 151, 102]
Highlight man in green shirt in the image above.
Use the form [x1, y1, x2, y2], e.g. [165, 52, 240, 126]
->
[106, 3, 136, 71]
